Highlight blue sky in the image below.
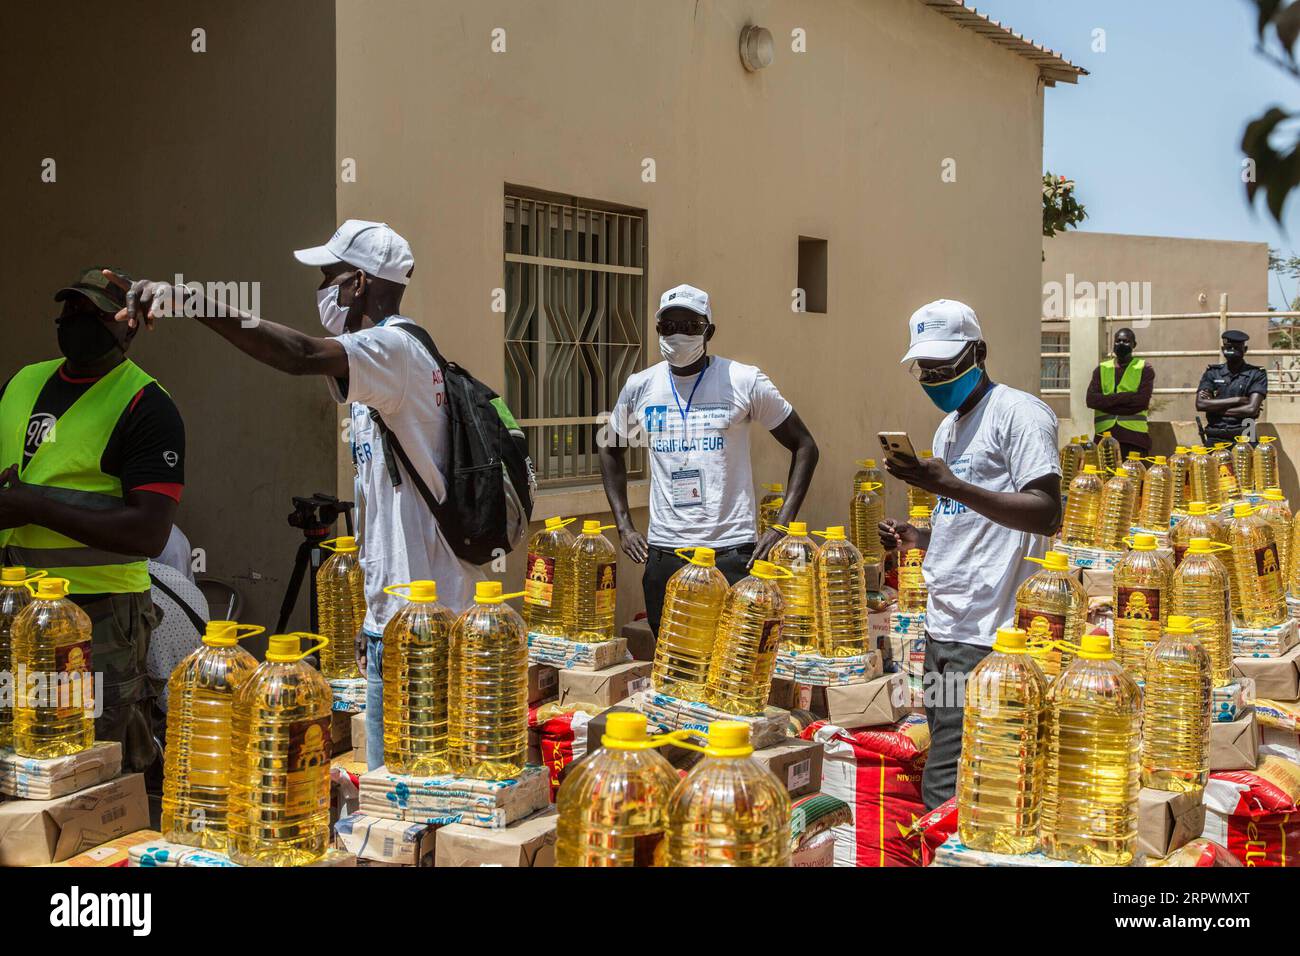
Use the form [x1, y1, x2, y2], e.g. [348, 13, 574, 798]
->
[976, 0, 1299, 305]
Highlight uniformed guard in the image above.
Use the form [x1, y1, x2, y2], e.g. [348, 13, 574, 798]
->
[1197, 330, 1267, 443]
[1087, 326, 1155, 459]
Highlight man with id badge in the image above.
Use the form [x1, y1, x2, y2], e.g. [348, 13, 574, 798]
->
[598, 284, 818, 638]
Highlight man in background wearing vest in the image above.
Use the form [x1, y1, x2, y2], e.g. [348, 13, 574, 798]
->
[0, 269, 185, 782]
[1086, 327, 1154, 459]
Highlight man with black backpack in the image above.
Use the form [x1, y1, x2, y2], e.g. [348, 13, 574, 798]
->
[108, 219, 533, 770]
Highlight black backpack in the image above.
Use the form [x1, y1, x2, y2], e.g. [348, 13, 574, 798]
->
[368, 322, 535, 565]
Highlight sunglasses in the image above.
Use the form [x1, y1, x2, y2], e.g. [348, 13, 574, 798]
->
[910, 343, 978, 384]
[656, 313, 709, 336]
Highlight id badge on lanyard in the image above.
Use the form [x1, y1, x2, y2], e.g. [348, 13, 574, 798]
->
[669, 365, 708, 509]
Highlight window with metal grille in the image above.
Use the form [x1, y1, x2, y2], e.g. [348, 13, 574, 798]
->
[503, 191, 647, 486]
[1041, 329, 1070, 391]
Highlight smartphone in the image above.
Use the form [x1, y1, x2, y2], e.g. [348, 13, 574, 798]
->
[878, 431, 920, 465]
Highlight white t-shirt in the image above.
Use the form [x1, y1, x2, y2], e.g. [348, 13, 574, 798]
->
[923, 383, 1061, 648]
[610, 356, 792, 549]
[327, 317, 485, 634]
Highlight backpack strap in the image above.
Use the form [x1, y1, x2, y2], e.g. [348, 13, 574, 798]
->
[149, 571, 208, 633]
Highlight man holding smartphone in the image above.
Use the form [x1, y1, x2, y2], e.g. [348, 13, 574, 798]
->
[878, 299, 1061, 810]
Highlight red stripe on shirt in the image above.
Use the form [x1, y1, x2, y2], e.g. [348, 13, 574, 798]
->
[127, 387, 146, 415]
[58, 364, 105, 385]
[132, 482, 183, 502]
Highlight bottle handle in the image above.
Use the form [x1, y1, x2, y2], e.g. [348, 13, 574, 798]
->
[230, 623, 266, 642]
[383, 583, 413, 598]
[16, 569, 48, 594]
[320, 537, 344, 553]
[750, 564, 795, 581]
[287, 632, 330, 661]
[855, 482, 883, 493]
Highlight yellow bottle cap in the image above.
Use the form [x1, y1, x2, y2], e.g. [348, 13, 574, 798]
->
[1166, 615, 1196, 633]
[1070, 436, 1081, 444]
[920, 450, 933, 459]
[1235, 436, 1251, 444]
[1152, 455, 1167, 465]
[475, 580, 504, 602]
[33, 578, 69, 600]
[992, 627, 1028, 653]
[1036, 551, 1071, 572]
[1262, 488, 1285, 502]
[1260, 436, 1277, 444]
[0, 567, 28, 585]
[543, 516, 572, 531]
[1187, 501, 1208, 516]
[857, 459, 877, 468]
[1215, 442, 1230, 450]
[1127, 451, 1142, 461]
[819, 526, 847, 540]
[1232, 503, 1255, 518]
[1077, 633, 1113, 660]
[1131, 533, 1158, 551]
[749, 560, 791, 581]
[266, 632, 328, 662]
[785, 521, 808, 536]
[705, 721, 753, 757]
[602, 712, 649, 748]
[857, 481, 881, 493]
[1175, 446, 1188, 455]
[1186, 538, 1225, 555]
[203, 621, 238, 646]
[1081, 464, 1103, 475]
[1103, 430, 1113, 437]
[408, 580, 438, 602]
[762, 482, 785, 493]
[684, 547, 716, 567]
[326, 536, 359, 553]
[581, 520, 614, 534]
[1192, 446, 1208, 454]
[908, 506, 931, 519]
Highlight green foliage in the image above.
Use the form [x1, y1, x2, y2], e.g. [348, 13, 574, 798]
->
[1043, 172, 1087, 239]
[1243, 1, 1300, 222]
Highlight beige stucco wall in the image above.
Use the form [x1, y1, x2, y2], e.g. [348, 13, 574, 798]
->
[1042, 231, 1271, 423]
[336, 0, 1050, 623]
[3, 0, 339, 633]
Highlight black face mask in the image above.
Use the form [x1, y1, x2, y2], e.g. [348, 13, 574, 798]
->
[56, 314, 121, 365]
[1113, 344, 1133, 361]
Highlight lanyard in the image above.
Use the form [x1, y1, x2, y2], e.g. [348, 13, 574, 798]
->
[667, 361, 708, 467]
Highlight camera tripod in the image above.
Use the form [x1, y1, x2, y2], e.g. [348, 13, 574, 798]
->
[274, 493, 356, 635]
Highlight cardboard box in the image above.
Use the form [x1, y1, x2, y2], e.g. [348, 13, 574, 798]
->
[527, 634, 628, 671]
[628, 689, 789, 750]
[128, 838, 195, 867]
[558, 660, 651, 709]
[351, 712, 368, 766]
[1138, 787, 1205, 860]
[582, 706, 702, 773]
[620, 618, 655, 662]
[822, 672, 911, 729]
[773, 649, 883, 685]
[1232, 645, 1300, 701]
[0, 773, 150, 866]
[0, 741, 123, 800]
[334, 813, 438, 866]
[44, 829, 162, 868]
[1231, 618, 1297, 658]
[528, 663, 559, 705]
[434, 809, 557, 867]
[931, 834, 1087, 867]
[1079, 567, 1114, 598]
[1209, 709, 1261, 771]
[1213, 681, 1252, 723]
[751, 737, 823, 798]
[358, 764, 549, 828]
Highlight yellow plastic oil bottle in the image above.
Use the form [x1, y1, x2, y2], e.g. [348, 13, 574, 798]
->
[1041, 633, 1142, 866]
[757, 483, 784, 537]
[653, 547, 729, 700]
[1188, 446, 1223, 510]
[812, 527, 871, 657]
[570, 520, 619, 641]
[1232, 436, 1255, 493]
[957, 627, 1048, 854]
[1080, 435, 1100, 470]
[897, 548, 928, 615]
[11, 577, 94, 759]
[1257, 489, 1293, 587]
[1171, 500, 1228, 567]
[1227, 502, 1286, 627]
[908, 504, 932, 531]
[1061, 464, 1105, 547]
[849, 480, 885, 566]
[1139, 455, 1174, 530]
[382, 581, 455, 775]
[555, 712, 679, 867]
[228, 633, 334, 866]
[1097, 431, 1122, 475]
[1254, 436, 1280, 493]
[448, 581, 529, 779]
[768, 522, 819, 654]
[852, 459, 885, 498]
[161, 621, 262, 850]
[706, 561, 789, 715]
[1290, 513, 1300, 600]
[664, 721, 792, 867]
[1098, 469, 1139, 550]
[1119, 451, 1147, 487]
[316, 536, 365, 679]
[1170, 539, 1233, 688]
[907, 451, 939, 512]
[1016, 551, 1087, 680]
[1213, 442, 1240, 499]
[0, 568, 41, 749]
[1169, 446, 1191, 514]
[1141, 615, 1213, 793]
[1112, 533, 1173, 683]
[1059, 437, 1085, 490]
[523, 516, 576, 639]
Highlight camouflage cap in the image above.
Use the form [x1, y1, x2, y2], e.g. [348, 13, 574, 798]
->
[54, 267, 133, 314]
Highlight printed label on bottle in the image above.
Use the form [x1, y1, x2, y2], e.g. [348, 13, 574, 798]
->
[595, 561, 617, 614]
[285, 715, 331, 814]
[758, 618, 781, 654]
[1255, 543, 1281, 586]
[54, 639, 93, 716]
[1117, 586, 1160, 622]
[524, 552, 555, 607]
[1016, 608, 1065, 644]
[632, 831, 665, 867]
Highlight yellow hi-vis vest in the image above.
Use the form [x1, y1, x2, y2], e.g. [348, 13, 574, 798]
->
[0, 359, 158, 594]
[1095, 357, 1149, 434]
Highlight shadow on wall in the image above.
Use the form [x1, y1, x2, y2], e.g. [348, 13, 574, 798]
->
[1150, 421, 1300, 506]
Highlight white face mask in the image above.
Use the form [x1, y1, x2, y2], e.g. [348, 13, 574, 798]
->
[659, 333, 706, 368]
[317, 285, 349, 335]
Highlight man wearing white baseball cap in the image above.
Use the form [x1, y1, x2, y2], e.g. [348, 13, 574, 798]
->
[599, 283, 819, 638]
[878, 299, 1061, 809]
[111, 219, 485, 770]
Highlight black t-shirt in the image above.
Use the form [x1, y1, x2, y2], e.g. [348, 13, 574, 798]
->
[1197, 362, 1268, 428]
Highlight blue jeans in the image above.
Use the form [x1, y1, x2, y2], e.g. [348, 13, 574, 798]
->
[365, 631, 384, 771]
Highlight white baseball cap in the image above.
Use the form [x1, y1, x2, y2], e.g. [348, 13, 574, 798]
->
[294, 219, 415, 286]
[900, 299, 982, 363]
[655, 284, 712, 322]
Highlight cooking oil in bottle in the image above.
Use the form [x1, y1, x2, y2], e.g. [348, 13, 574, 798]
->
[1041, 634, 1142, 865]
[1062, 465, 1105, 547]
[1232, 437, 1255, 493]
[1112, 533, 1173, 683]
[706, 561, 788, 715]
[1119, 451, 1147, 487]
[523, 516, 576, 638]
[1227, 502, 1286, 627]
[1257, 489, 1293, 587]
[1097, 431, 1122, 475]
[570, 520, 619, 641]
[1169, 446, 1191, 514]
[1188, 446, 1223, 509]
[1080, 435, 1100, 470]
[1098, 471, 1139, 550]
[909, 505, 932, 531]
[850, 481, 885, 566]
[757, 484, 784, 537]
[812, 527, 871, 657]
[896, 548, 928, 615]
[1171, 500, 1228, 567]
[162, 621, 262, 849]
[1139, 456, 1173, 530]
[853, 459, 885, 499]
[1170, 539, 1233, 688]
[768, 522, 819, 654]
[1213, 443, 1239, 499]
[664, 721, 791, 867]
[382, 581, 454, 775]
[907, 451, 939, 512]
[228, 633, 334, 866]
[448, 581, 529, 779]
[1059, 437, 1085, 490]
[555, 712, 679, 867]
[957, 627, 1048, 854]
[1141, 615, 1213, 793]
[11, 577, 94, 758]
[1255, 436, 1280, 493]
[0, 568, 40, 749]
[316, 536, 365, 679]
[1016, 551, 1087, 680]
[653, 547, 729, 699]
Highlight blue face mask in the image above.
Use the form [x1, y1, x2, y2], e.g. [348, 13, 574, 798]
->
[921, 364, 983, 413]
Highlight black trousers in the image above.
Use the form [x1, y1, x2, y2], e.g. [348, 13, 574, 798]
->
[921, 635, 992, 811]
[642, 543, 755, 639]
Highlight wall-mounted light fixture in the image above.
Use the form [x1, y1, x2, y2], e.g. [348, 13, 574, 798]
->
[740, 25, 774, 72]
